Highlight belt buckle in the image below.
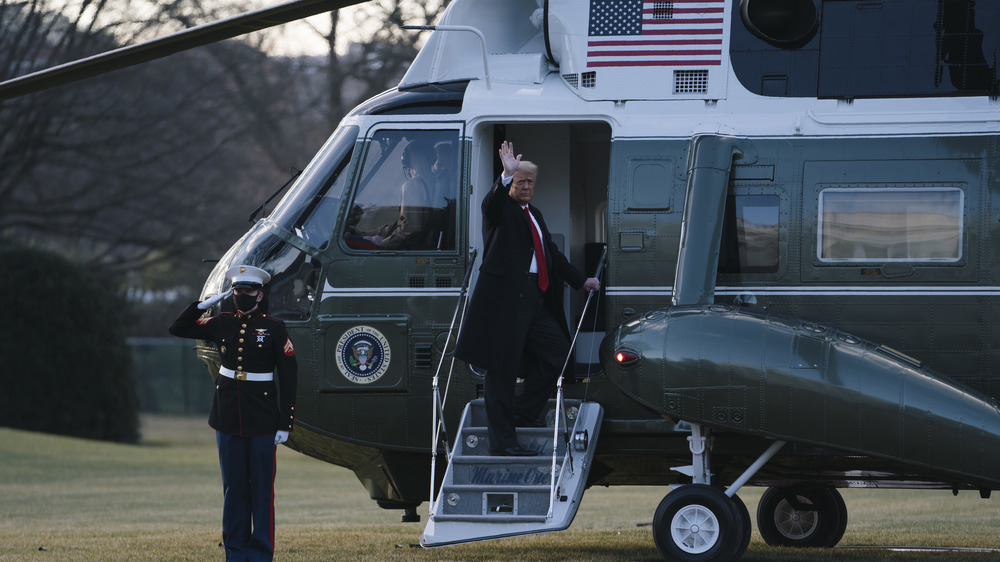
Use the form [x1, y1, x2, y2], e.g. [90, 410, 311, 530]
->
[235, 371, 247, 381]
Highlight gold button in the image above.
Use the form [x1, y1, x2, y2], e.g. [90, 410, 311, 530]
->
[239, 338, 244, 343]
[240, 329, 245, 334]
[238, 356, 242, 361]
[237, 366, 244, 371]
[238, 348, 243, 352]
[241, 324, 247, 328]
[264, 392, 268, 396]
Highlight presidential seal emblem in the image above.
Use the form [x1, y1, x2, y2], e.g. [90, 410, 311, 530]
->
[335, 326, 391, 384]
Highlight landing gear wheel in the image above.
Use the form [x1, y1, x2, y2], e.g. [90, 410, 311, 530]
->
[756, 485, 847, 548]
[728, 492, 752, 558]
[653, 484, 744, 561]
[829, 486, 848, 546]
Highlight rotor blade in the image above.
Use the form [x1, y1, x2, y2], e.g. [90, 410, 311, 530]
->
[0, 0, 365, 100]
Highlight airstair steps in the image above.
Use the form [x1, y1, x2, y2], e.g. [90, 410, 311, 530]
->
[421, 398, 603, 547]
[448, 454, 558, 474]
[457, 426, 570, 456]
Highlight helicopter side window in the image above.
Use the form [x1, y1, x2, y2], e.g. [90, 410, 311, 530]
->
[818, 188, 963, 262]
[343, 129, 459, 252]
[719, 194, 780, 274]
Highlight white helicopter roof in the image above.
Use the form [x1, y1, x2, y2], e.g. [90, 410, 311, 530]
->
[400, 0, 729, 101]
[398, 0, 998, 140]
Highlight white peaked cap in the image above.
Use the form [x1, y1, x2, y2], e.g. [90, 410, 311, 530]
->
[225, 264, 271, 288]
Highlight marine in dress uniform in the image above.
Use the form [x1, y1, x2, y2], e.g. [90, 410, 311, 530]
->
[169, 265, 296, 562]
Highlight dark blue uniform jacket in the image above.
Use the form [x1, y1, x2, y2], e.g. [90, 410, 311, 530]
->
[170, 302, 297, 437]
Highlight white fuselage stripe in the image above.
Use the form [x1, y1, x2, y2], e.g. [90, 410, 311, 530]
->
[608, 286, 1000, 296]
[321, 287, 463, 300]
[320, 285, 1000, 299]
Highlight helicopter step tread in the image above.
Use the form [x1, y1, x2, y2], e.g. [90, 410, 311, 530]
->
[450, 454, 560, 464]
[458, 426, 570, 457]
[437, 489, 555, 518]
[442, 483, 553, 492]
[461, 398, 584, 428]
[448, 456, 561, 487]
[428, 514, 549, 524]
[437, 483, 555, 518]
[421, 398, 604, 548]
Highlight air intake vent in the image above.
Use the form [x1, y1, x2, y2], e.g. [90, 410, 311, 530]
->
[414, 343, 433, 369]
[674, 69, 709, 94]
[408, 276, 426, 288]
[582, 71, 597, 88]
[435, 277, 453, 288]
[651, 2, 674, 19]
[563, 73, 579, 89]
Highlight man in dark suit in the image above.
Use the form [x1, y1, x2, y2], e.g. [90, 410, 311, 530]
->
[455, 141, 600, 456]
[169, 265, 296, 561]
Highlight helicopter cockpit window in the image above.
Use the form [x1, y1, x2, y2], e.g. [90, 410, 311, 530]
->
[215, 223, 321, 321]
[343, 129, 459, 252]
[818, 188, 963, 263]
[269, 125, 359, 249]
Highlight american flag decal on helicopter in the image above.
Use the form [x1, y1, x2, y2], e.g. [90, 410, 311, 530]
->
[587, 0, 724, 67]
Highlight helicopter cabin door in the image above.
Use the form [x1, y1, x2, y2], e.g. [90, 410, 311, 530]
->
[316, 124, 466, 411]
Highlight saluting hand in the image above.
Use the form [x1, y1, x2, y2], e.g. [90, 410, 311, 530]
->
[499, 140, 521, 178]
[197, 288, 233, 310]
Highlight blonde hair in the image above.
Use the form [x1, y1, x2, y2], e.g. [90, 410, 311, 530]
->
[516, 160, 538, 176]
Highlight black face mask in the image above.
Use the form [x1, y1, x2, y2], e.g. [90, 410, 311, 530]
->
[234, 292, 259, 313]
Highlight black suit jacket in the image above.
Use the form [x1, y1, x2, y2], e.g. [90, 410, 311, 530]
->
[455, 175, 587, 372]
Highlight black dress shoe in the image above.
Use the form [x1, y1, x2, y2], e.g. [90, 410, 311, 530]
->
[515, 416, 545, 428]
[492, 446, 537, 456]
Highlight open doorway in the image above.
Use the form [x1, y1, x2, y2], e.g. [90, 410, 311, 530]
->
[473, 121, 611, 376]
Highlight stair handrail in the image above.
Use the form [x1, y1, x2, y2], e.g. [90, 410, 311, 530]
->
[429, 247, 478, 515]
[547, 377, 576, 519]
[548, 245, 607, 518]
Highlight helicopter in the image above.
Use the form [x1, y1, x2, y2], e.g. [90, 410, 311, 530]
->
[4, 0, 1000, 560]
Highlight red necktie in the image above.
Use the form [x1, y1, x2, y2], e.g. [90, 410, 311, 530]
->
[525, 207, 549, 291]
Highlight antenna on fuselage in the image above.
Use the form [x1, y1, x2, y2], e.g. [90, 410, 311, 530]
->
[248, 168, 302, 223]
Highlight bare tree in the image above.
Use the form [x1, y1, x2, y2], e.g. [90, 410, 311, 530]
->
[1, 0, 451, 335]
[1, 1, 329, 284]
[314, 0, 450, 125]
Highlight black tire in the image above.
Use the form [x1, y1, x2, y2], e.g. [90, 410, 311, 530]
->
[828, 487, 848, 546]
[652, 484, 744, 561]
[756, 485, 846, 548]
[729, 493, 752, 558]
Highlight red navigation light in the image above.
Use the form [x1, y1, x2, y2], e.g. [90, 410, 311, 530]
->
[615, 349, 638, 366]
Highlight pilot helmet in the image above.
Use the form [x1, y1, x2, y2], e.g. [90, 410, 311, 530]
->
[401, 141, 434, 171]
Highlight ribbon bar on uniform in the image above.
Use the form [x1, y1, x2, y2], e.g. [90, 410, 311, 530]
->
[219, 367, 274, 382]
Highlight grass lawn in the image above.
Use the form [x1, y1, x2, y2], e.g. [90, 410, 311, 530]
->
[1, 415, 998, 561]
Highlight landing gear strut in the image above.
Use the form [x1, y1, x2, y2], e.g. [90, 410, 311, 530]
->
[401, 506, 421, 523]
